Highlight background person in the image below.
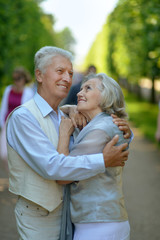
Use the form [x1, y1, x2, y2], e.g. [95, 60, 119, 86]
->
[6, 46, 130, 240]
[0, 66, 33, 171]
[57, 73, 131, 240]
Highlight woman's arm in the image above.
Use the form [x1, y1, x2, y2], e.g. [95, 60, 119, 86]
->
[60, 104, 87, 129]
[60, 106, 131, 138]
[57, 116, 74, 155]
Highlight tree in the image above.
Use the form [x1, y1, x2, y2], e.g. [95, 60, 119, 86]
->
[0, 0, 75, 99]
[106, 0, 160, 102]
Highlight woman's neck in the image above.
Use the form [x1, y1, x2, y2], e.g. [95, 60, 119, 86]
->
[81, 109, 102, 122]
[12, 85, 24, 93]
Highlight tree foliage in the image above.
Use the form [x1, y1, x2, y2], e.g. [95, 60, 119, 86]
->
[0, 0, 75, 97]
[83, 23, 109, 74]
[84, 0, 160, 102]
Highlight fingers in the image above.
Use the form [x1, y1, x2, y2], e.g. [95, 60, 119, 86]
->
[119, 150, 129, 164]
[108, 135, 119, 146]
[82, 117, 87, 128]
[118, 142, 129, 151]
[117, 150, 129, 167]
[113, 119, 131, 139]
[111, 114, 118, 119]
[121, 161, 125, 167]
[71, 117, 77, 128]
[121, 149, 129, 158]
[72, 113, 87, 130]
[113, 119, 128, 126]
[123, 132, 130, 139]
[108, 135, 129, 153]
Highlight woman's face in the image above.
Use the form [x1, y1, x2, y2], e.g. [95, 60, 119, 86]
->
[77, 78, 102, 120]
[12, 72, 26, 89]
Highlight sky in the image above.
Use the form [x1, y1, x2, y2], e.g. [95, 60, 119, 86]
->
[40, 0, 118, 66]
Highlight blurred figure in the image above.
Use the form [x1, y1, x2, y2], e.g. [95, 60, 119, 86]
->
[64, 65, 97, 105]
[85, 64, 97, 75]
[0, 66, 34, 171]
[155, 100, 160, 142]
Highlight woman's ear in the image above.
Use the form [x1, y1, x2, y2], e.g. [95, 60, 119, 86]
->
[35, 69, 43, 83]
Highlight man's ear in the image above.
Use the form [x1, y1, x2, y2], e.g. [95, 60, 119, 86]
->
[35, 69, 43, 83]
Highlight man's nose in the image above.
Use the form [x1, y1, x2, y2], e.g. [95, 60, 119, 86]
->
[63, 72, 71, 82]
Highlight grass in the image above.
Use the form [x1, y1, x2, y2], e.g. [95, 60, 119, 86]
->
[123, 89, 159, 147]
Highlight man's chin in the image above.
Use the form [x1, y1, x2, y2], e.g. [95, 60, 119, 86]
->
[59, 92, 69, 100]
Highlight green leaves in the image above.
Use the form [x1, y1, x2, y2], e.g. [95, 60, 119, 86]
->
[0, 0, 75, 98]
[84, 0, 160, 102]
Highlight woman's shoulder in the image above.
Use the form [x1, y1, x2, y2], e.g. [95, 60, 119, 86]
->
[94, 113, 115, 129]
[4, 85, 12, 92]
[95, 113, 126, 140]
[1, 85, 12, 100]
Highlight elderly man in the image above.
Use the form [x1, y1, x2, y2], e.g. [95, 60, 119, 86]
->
[6, 46, 130, 240]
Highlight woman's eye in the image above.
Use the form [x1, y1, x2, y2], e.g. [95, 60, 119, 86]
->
[86, 86, 91, 90]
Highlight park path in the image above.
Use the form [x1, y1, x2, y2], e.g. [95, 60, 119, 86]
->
[123, 125, 160, 240]
[0, 125, 160, 239]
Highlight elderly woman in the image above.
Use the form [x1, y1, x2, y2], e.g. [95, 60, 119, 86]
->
[57, 73, 131, 240]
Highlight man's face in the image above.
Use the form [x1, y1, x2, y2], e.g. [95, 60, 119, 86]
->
[36, 55, 73, 106]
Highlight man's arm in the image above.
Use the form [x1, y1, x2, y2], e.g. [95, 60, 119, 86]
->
[7, 107, 105, 181]
[61, 105, 132, 138]
[7, 108, 128, 182]
[57, 126, 128, 185]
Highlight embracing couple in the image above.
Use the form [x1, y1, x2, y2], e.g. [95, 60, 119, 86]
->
[6, 46, 132, 240]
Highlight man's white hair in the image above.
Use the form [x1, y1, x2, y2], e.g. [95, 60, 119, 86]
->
[34, 46, 73, 73]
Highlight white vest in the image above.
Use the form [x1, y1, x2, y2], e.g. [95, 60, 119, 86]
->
[7, 99, 63, 212]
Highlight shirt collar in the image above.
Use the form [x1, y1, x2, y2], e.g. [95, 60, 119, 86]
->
[34, 92, 60, 117]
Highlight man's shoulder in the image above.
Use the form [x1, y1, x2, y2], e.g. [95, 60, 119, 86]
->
[11, 105, 31, 120]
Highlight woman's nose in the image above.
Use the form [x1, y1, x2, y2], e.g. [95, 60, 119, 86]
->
[77, 90, 83, 97]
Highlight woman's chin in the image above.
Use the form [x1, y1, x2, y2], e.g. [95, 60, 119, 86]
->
[78, 108, 86, 115]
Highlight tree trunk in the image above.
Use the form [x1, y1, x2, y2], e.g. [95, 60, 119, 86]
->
[150, 75, 155, 103]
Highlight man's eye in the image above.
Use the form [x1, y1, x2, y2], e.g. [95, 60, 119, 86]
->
[69, 72, 73, 77]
